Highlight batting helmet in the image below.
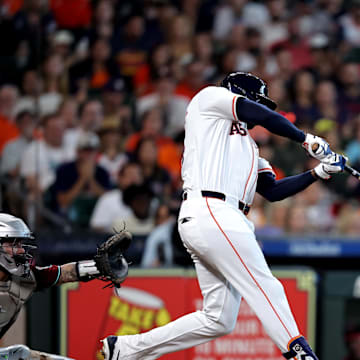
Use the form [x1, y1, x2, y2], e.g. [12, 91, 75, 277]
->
[221, 72, 277, 110]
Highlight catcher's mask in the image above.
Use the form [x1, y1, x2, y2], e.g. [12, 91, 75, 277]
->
[0, 213, 36, 277]
[221, 72, 277, 110]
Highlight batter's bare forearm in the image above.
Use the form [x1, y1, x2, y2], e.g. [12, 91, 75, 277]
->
[58, 263, 78, 284]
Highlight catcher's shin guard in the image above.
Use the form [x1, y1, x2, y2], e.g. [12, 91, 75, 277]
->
[282, 336, 319, 360]
[101, 336, 118, 360]
[0, 345, 31, 360]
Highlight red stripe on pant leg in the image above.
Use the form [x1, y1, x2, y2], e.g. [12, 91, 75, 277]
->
[205, 198, 292, 338]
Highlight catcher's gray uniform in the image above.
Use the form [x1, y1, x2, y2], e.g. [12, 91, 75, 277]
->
[0, 214, 64, 360]
[0, 271, 36, 339]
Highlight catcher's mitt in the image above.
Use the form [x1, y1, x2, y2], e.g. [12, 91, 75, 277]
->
[94, 229, 132, 288]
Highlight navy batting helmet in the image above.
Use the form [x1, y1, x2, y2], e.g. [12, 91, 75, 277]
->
[221, 72, 277, 110]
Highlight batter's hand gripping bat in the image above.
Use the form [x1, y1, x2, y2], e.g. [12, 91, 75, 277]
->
[311, 143, 360, 181]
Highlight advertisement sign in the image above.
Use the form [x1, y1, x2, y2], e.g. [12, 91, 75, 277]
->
[60, 269, 316, 360]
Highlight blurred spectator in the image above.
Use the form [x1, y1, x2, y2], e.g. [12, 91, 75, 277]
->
[158, 129, 184, 185]
[271, 45, 294, 82]
[262, 0, 289, 49]
[0, 85, 19, 153]
[314, 80, 343, 123]
[295, 181, 335, 233]
[290, 70, 317, 126]
[1, 110, 36, 177]
[336, 203, 360, 235]
[15, 70, 42, 115]
[132, 137, 172, 199]
[53, 133, 111, 227]
[267, 78, 291, 111]
[167, 15, 193, 64]
[69, 38, 117, 93]
[337, 63, 360, 120]
[314, 118, 341, 151]
[58, 98, 79, 130]
[40, 54, 66, 113]
[345, 117, 360, 164]
[136, 74, 189, 136]
[49, 29, 73, 61]
[90, 161, 143, 233]
[339, 0, 360, 48]
[20, 112, 71, 197]
[11, 0, 57, 65]
[97, 118, 128, 184]
[126, 107, 174, 152]
[91, 0, 115, 41]
[17, 61, 66, 117]
[193, 32, 216, 80]
[212, 0, 268, 41]
[285, 204, 308, 234]
[115, 183, 155, 236]
[133, 43, 173, 96]
[307, 33, 337, 81]
[247, 194, 266, 229]
[260, 199, 290, 236]
[113, 14, 150, 78]
[175, 60, 208, 100]
[233, 26, 264, 74]
[214, 47, 238, 83]
[113, 183, 156, 263]
[141, 203, 176, 268]
[64, 99, 103, 157]
[101, 77, 132, 132]
[270, 135, 308, 176]
[0, 110, 36, 215]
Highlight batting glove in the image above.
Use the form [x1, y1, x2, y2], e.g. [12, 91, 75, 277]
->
[302, 133, 333, 160]
[313, 153, 347, 180]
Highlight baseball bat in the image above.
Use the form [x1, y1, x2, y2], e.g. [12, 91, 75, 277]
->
[345, 164, 360, 180]
[311, 143, 360, 181]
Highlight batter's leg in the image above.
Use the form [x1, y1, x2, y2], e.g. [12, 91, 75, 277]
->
[199, 198, 318, 359]
[103, 256, 242, 359]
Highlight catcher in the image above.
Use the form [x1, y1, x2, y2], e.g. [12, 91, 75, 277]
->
[0, 212, 131, 360]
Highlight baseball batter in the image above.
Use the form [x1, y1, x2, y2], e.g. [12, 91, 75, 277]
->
[102, 72, 346, 360]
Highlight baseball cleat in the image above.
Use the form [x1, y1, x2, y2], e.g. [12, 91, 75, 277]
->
[101, 336, 118, 360]
[282, 336, 319, 360]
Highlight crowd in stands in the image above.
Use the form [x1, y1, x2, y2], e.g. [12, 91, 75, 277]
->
[1, 0, 360, 267]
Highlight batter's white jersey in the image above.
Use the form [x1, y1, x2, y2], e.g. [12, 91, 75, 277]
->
[108, 86, 302, 360]
[182, 86, 263, 205]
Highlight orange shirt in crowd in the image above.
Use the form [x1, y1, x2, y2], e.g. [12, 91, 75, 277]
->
[133, 64, 156, 96]
[50, 0, 92, 28]
[90, 68, 110, 89]
[125, 133, 174, 154]
[0, 115, 19, 154]
[158, 142, 182, 181]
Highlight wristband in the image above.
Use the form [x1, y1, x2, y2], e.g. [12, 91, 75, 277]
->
[76, 260, 100, 282]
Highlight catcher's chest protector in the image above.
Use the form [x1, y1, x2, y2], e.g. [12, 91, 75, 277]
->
[0, 271, 36, 337]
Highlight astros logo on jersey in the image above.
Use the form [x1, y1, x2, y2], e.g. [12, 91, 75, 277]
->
[229, 121, 247, 136]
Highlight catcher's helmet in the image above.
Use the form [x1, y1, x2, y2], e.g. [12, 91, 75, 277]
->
[221, 72, 277, 110]
[0, 213, 36, 277]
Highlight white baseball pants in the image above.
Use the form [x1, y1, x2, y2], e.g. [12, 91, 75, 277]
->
[114, 196, 300, 359]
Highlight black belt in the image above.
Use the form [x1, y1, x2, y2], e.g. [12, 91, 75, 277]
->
[183, 190, 251, 215]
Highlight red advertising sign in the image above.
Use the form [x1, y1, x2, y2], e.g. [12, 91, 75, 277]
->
[60, 269, 316, 360]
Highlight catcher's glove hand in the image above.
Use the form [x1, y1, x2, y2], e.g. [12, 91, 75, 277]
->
[94, 229, 132, 288]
